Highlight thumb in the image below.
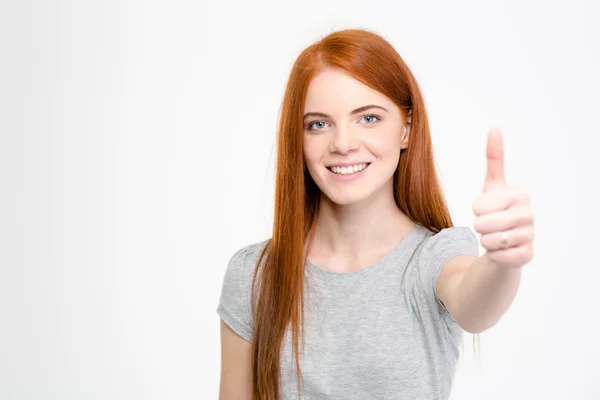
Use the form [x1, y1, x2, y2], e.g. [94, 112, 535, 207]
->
[484, 128, 506, 191]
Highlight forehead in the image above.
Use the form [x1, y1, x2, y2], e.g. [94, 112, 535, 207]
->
[304, 68, 392, 112]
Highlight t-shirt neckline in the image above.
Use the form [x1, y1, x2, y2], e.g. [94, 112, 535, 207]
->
[305, 223, 428, 280]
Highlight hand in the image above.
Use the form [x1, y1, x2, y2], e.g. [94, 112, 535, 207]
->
[472, 128, 534, 268]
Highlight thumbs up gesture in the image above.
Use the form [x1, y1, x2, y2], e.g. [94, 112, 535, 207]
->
[472, 128, 534, 268]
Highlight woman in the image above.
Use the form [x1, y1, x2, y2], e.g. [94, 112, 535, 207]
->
[217, 28, 534, 400]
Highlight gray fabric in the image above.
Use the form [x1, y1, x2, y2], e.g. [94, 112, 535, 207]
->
[217, 224, 479, 399]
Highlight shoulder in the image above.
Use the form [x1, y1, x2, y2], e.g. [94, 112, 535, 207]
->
[413, 225, 479, 287]
[224, 238, 271, 280]
[218, 238, 271, 342]
[228, 238, 270, 267]
[417, 225, 479, 258]
[411, 225, 479, 320]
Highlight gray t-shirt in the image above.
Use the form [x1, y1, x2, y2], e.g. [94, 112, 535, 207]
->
[217, 224, 479, 399]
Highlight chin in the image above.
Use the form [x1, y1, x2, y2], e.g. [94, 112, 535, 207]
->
[321, 188, 372, 206]
[309, 163, 395, 206]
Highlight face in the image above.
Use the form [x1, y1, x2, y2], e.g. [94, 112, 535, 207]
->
[302, 68, 411, 206]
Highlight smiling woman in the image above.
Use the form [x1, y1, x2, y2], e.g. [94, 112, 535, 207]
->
[217, 28, 530, 400]
[305, 105, 384, 184]
[302, 70, 410, 205]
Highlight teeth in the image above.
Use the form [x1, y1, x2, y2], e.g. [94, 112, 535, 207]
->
[329, 163, 368, 175]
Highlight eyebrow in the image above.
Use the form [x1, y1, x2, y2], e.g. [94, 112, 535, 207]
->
[303, 104, 388, 120]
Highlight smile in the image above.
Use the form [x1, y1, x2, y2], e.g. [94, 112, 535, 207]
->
[327, 162, 370, 175]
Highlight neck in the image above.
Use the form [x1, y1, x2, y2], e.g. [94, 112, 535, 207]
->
[310, 184, 416, 258]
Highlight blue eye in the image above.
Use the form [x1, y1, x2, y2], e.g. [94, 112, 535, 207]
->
[360, 114, 381, 124]
[305, 114, 380, 131]
[307, 121, 329, 131]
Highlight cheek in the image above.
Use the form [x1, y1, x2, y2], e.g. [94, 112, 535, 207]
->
[363, 131, 402, 160]
[302, 137, 323, 165]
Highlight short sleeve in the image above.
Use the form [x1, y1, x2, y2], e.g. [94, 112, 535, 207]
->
[217, 244, 262, 342]
[417, 226, 480, 317]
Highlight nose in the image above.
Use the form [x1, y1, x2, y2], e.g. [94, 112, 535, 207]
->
[329, 124, 359, 155]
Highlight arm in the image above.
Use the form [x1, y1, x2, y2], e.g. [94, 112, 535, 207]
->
[438, 128, 533, 334]
[219, 320, 252, 399]
[437, 253, 522, 334]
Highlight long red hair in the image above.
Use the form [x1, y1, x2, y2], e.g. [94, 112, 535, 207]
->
[250, 28, 479, 400]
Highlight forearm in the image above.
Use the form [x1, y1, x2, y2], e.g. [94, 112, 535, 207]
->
[453, 253, 523, 334]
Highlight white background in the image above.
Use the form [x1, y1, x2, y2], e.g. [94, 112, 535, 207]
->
[1, 0, 599, 399]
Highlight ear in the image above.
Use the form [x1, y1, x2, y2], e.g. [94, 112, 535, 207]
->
[400, 109, 411, 149]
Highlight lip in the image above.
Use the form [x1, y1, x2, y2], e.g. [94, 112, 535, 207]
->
[326, 161, 372, 167]
[326, 162, 371, 182]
